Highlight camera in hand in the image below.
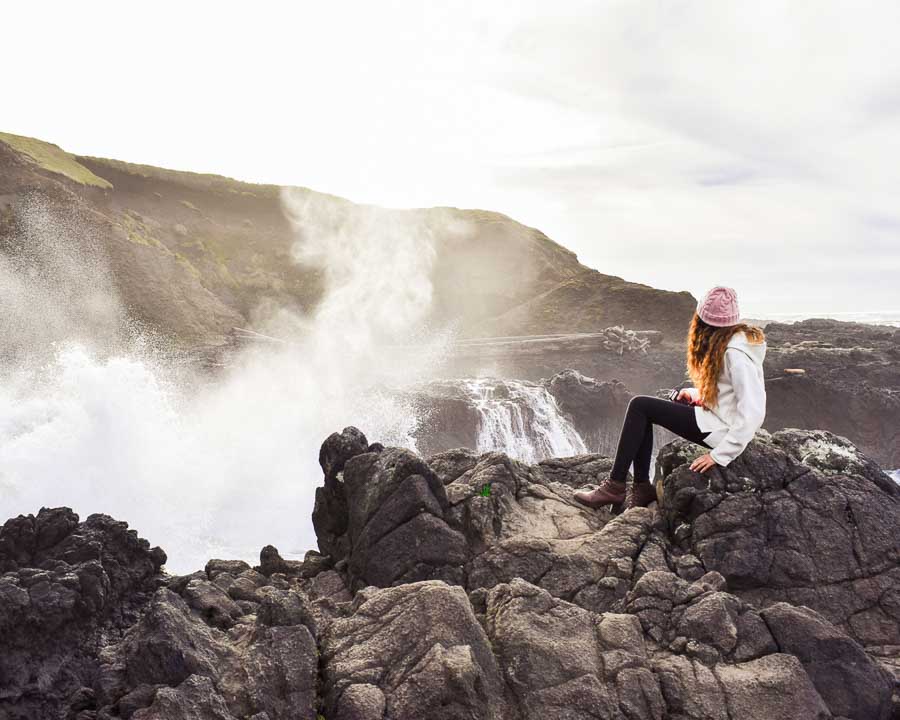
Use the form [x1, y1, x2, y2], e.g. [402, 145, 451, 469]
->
[668, 387, 694, 404]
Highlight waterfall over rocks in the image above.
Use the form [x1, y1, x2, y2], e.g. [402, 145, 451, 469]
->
[463, 378, 588, 463]
[405, 370, 633, 462]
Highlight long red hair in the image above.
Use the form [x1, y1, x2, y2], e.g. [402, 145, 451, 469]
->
[685, 313, 765, 409]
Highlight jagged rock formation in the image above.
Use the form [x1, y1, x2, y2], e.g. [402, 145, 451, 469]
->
[658, 429, 900, 651]
[1, 425, 898, 719]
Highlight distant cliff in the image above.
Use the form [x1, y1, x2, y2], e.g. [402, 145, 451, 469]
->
[0, 131, 697, 353]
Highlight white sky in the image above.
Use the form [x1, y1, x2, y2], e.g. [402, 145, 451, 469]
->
[3, 0, 899, 317]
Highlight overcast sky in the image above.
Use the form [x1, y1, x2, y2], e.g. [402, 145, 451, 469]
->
[3, 1, 898, 317]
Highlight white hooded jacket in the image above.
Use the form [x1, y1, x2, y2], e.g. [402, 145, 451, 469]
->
[683, 330, 767, 467]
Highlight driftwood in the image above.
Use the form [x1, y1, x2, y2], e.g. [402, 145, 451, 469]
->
[598, 325, 652, 355]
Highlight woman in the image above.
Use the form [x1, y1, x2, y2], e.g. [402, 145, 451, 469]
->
[574, 286, 767, 510]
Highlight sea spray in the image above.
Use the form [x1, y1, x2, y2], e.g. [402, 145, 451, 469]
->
[0, 195, 132, 364]
[0, 194, 456, 573]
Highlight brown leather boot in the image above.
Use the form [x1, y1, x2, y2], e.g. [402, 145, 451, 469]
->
[625, 481, 657, 509]
[574, 478, 626, 508]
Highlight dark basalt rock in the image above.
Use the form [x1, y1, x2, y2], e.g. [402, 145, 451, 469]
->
[319, 425, 370, 485]
[0, 507, 166, 718]
[2, 426, 898, 719]
[312, 426, 372, 561]
[760, 602, 893, 720]
[342, 445, 468, 591]
[658, 428, 900, 651]
[545, 369, 633, 453]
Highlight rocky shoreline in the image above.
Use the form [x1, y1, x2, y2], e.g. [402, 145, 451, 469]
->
[415, 317, 900, 470]
[2, 425, 897, 719]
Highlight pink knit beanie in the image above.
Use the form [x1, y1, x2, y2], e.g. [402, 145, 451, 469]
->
[697, 286, 740, 326]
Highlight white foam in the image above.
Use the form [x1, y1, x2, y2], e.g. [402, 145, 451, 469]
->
[0, 194, 455, 574]
[464, 378, 588, 464]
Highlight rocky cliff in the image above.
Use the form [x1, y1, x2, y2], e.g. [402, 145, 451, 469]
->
[2, 426, 897, 719]
[0, 131, 697, 353]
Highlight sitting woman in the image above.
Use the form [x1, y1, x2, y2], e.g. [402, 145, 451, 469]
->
[575, 285, 767, 510]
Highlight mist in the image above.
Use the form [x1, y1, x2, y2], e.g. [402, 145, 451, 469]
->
[0, 193, 457, 574]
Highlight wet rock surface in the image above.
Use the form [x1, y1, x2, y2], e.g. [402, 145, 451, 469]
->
[2, 425, 898, 719]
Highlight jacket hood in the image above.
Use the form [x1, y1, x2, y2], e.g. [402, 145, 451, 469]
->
[726, 330, 767, 367]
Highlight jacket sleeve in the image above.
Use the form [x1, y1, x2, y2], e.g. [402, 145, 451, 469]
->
[684, 387, 700, 401]
[709, 350, 766, 466]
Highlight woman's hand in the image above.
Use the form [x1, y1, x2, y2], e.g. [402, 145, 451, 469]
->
[676, 389, 706, 407]
[690, 453, 717, 473]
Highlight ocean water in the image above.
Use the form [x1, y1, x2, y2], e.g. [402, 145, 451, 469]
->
[751, 311, 900, 328]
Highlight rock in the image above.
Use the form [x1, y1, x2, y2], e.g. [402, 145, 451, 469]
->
[653, 654, 728, 719]
[298, 549, 334, 577]
[256, 587, 317, 634]
[0, 508, 165, 718]
[3, 425, 899, 720]
[256, 545, 304, 577]
[426, 447, 480, 485]
[537, 452, 618, 490]
[732, 609, 778, 662]
[307, 569, 351, 604]
[120, 589, 224, 689]
[131, 675, 236, 720]
[320, 580, 509, 719]
[713, 654, 830, 719]
[676, 592, 740, 655]
[399, 383, 482, 457]
[334, 683, 386, 720]
[658, 430, 900, 649]
[544, 370, 632, 452]
[166, 570, 207, 594]
[674, 553, 705, 581]
[761, 602, 893, 720]
[205, 559, 251, 580]
[109, 584, 318, 719]
[223, 570, 267, 603]
[116, 684, 162, 719]
[182, 579, 243, 629]
[312, 427, 371, 561]
[773, 427, 900, 496]
[762, 318, 900, 468]
[484, 577, 664, 718]
[341, 446, 468, 590]
[319, 425, 369, 484]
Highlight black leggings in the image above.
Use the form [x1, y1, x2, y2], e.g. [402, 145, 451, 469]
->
[610, 395, 712, 484]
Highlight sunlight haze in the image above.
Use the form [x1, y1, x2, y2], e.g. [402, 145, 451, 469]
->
[4, 0, 899, 317]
